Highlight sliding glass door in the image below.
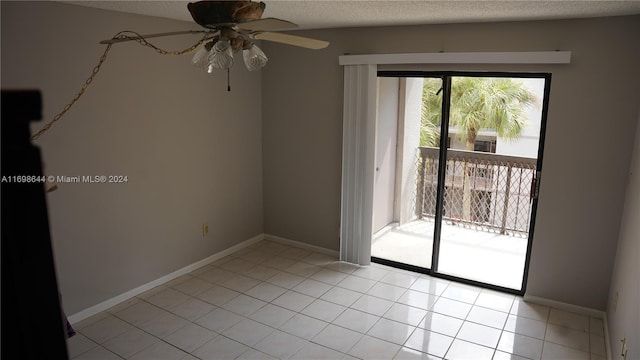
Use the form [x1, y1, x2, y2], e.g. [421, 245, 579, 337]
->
[372, 76, 443, 270]
[372, 72, 550, 293]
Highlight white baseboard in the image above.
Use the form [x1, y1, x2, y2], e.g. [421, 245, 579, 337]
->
[263, 234, 339, 257]
[523, 294, 606, 319]
[68, 234, 264, 324]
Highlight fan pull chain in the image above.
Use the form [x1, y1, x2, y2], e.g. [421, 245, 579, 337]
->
[31, 32, 208, 140]
[227, 68, 231, 92]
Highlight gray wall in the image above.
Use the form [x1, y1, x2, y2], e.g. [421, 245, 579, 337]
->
[261, 31, 344, 247]
[262, 16, 640, 309]
[606, 112, 640, 358]
[1, 2, 264, 315]
[3, 1, 638, 315]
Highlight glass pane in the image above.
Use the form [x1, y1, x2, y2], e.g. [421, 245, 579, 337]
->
[371, 77, 442, 269]
[436, 76, 546, 290]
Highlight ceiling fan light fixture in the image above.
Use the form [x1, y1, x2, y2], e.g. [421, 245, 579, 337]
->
[192, 39, 217, 72]
[242, 43, 268, 71]
[30, 2, 331, 139]
[230, 37, 245, 52]
[192, 46, 210, 70]
[208, 39, 234, 70]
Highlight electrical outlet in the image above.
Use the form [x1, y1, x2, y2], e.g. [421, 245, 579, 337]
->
[202, 223, 209, 237]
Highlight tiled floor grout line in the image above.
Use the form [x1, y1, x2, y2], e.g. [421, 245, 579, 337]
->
[70, 240, 605, 360]
[212, 256, 467, 358]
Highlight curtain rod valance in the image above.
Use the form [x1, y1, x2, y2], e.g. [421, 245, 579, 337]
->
[338, 51, 571, 65]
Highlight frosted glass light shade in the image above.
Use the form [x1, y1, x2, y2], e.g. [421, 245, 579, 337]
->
[192, 47, 210, 70]
[208, 40, 234, 70]
[242, 44, 268, 71]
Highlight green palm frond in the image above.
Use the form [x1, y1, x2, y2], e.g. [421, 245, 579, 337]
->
[420, 78, 443, 147]
[421, 77, 538, 147]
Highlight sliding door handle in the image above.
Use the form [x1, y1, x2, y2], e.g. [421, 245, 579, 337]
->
[530, 171, 541, 203]
[530, 178, 536, 203]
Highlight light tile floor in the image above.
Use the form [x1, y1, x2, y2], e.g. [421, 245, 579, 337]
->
[68, 240, 607, 360]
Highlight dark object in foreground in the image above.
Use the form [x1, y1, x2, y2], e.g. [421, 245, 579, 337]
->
[1, 90, 70, 359]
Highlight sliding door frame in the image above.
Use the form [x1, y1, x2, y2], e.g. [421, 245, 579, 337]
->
[373, 70, 552, 296]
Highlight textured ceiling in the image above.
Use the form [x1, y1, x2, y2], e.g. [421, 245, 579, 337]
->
[63, 1, 640, 30]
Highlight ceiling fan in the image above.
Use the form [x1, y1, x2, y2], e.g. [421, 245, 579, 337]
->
[99, 0, 330, 73]
[34, 1, 327, 139]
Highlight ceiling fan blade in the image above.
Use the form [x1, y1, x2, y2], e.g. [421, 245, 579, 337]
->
[99, 30, 208, 44]
[251, 32, 329, 50]
[236, 18, 298, 32]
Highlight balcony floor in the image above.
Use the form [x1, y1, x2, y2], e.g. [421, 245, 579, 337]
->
[372, 219, 528, 290]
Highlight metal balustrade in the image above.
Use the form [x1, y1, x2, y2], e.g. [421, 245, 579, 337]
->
[416, 147, 537, 237]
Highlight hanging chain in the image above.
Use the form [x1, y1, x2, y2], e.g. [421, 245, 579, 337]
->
[31, 44, 113, 140]
[31, 31, 209, 140]
[112, 30, 207, 55]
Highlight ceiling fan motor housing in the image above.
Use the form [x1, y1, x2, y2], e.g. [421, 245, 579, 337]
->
[188, 1, 266, 28]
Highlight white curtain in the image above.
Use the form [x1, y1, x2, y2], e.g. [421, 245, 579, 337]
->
[340, 64, 377, 265]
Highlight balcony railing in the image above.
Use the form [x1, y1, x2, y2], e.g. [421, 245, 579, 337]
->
[416, 147, 536, 237]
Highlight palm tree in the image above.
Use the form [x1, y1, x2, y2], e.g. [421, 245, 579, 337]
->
[421, 77, 538, 221]
[449, 77, 537, 150]
[420, 78, 443, 147]
[421, 77, 537, 148]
